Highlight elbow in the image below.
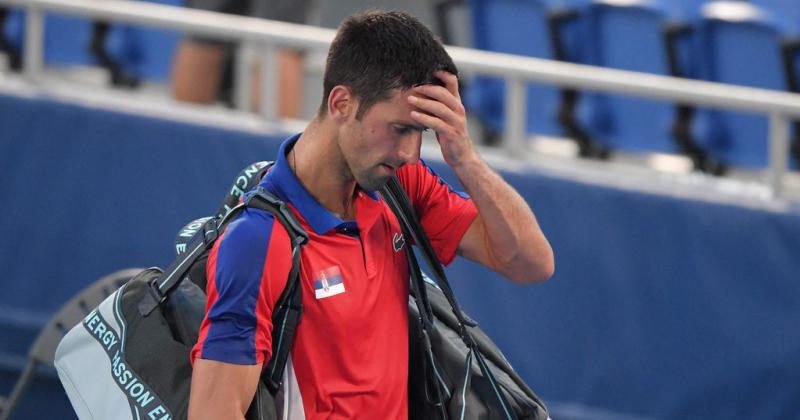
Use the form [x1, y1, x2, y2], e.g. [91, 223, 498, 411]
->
[504, 245, 555, 284]
[533, 252, 555, 283]
[539, 252, 556, 282]
[512, 259, 554, 284]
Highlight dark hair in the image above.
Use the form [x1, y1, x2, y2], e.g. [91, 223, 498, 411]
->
[319, 10, 458, 119]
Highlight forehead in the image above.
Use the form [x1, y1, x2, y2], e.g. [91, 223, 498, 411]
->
[361, 89, 416, 119]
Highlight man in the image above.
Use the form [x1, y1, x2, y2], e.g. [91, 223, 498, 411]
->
[189, 10, 554, 420]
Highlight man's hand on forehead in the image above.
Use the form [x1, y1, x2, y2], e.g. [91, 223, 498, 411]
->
[407, 71, 477, 168]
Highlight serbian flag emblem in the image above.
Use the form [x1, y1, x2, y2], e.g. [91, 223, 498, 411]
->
[313, 266, 345, 299]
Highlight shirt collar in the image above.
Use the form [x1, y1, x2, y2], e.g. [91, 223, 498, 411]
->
[261, 134, 380, 235]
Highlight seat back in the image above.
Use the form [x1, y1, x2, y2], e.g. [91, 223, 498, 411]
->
[102, 0, 182, 82]
[580, 1, 677, 153]
[577, 0, 709, 155]
[2, 0, 180, 82]
[0, 269, 140, 420]
[2, 11, 97, 67]
[29, 268, 142, 366]
[751, 0, 800, 31]
[694, 1, 788, 168]
[465, 0, 587, 137]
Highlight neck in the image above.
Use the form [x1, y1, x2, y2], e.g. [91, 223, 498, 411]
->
[290, 118, 358, 220]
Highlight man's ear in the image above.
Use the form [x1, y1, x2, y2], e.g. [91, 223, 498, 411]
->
[327, 85, 357, 122]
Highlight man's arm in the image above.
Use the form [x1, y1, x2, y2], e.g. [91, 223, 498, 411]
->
[452, 160, 554, 283]
[189, 360, 262, 420]
[409, 71, 554, 283]
[188, 210, 292, 419]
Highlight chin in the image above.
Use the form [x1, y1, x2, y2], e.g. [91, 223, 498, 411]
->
[357, 174, 391, 192]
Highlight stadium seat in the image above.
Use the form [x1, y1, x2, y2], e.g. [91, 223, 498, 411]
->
[101, 0, 182, 83]
[750, 0, 800, 27]
[1, 8, 24, 69]
[0, 0, 181, 84]
[464, 0, 595, 150]
[750, 0, 800, 166]
[577, 0, 723, 170]
[693, 1, 800, 168]
[0, 8, 20, 71]
[0, 269, 141, 420]
[580, 1, 678, 154]
[3, 12, 131, 79]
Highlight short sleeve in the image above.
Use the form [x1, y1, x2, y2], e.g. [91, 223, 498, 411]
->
[396, 160, 478, 265]
[191, 208, 293, 365]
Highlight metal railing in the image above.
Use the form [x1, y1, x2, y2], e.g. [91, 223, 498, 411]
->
[4, 0, 800, 197]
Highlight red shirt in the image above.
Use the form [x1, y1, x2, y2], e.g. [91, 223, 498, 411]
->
[192, 135, 478, 419]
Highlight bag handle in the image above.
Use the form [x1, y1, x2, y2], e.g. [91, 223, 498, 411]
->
[137, 186, 308, 315]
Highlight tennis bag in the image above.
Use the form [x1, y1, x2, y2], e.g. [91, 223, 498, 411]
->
[381, 177, 549, 420]
[54, 162, 309, 420]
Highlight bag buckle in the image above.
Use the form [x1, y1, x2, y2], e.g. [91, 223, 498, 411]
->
[202, 218, 219, 245]
[138, 278, 165, 316]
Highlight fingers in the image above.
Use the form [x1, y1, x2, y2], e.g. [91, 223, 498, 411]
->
[410, 110, 450, 135]
[435, 70, 461, 101]
[408, 71, 467, 139]
[407, 95, 460, 126]
[412, 86, 464, 118]
[411, 72, 475, 166]
[410, 71, 463, 115]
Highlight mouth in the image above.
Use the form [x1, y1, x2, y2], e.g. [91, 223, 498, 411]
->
[380, 163, 395, 173]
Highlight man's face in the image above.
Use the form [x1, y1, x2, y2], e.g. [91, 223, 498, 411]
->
[338, 89, 427, 191]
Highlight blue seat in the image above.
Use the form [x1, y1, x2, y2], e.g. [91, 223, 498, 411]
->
[693, 1, 799, 168]
[3, 11, 100, 69]
[465, 0, 590, 140]
[2, 0, 181, 83]
[103, 9, 182, 83]
[577, 0, 707, 156]
[751, 0, 800, 167]
[750, 0, 800, 28]
[3, 8, 24, 62]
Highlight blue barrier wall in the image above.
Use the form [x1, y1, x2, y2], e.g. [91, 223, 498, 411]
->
[1, 93, 799, 419]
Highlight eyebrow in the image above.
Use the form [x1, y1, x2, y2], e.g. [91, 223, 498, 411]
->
[391, 121, 428, 132]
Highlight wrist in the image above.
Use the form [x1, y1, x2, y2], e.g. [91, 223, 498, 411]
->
[449, 149, 483, 172]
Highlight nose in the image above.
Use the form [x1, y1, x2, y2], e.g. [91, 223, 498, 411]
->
[395, 132, 422, 166]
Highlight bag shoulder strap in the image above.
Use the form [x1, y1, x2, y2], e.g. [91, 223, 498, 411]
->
[247, 187, 309, 393]
[136, 178, 309, 394]
[380, 177, 475, 328]
[381, 176, 518, 420]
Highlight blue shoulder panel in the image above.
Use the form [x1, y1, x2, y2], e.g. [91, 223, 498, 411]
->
[202, 208, 276, 365]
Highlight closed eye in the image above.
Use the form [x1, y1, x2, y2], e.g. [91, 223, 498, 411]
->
[392, 124, 427, 136]
[393, 125, 411, 136]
